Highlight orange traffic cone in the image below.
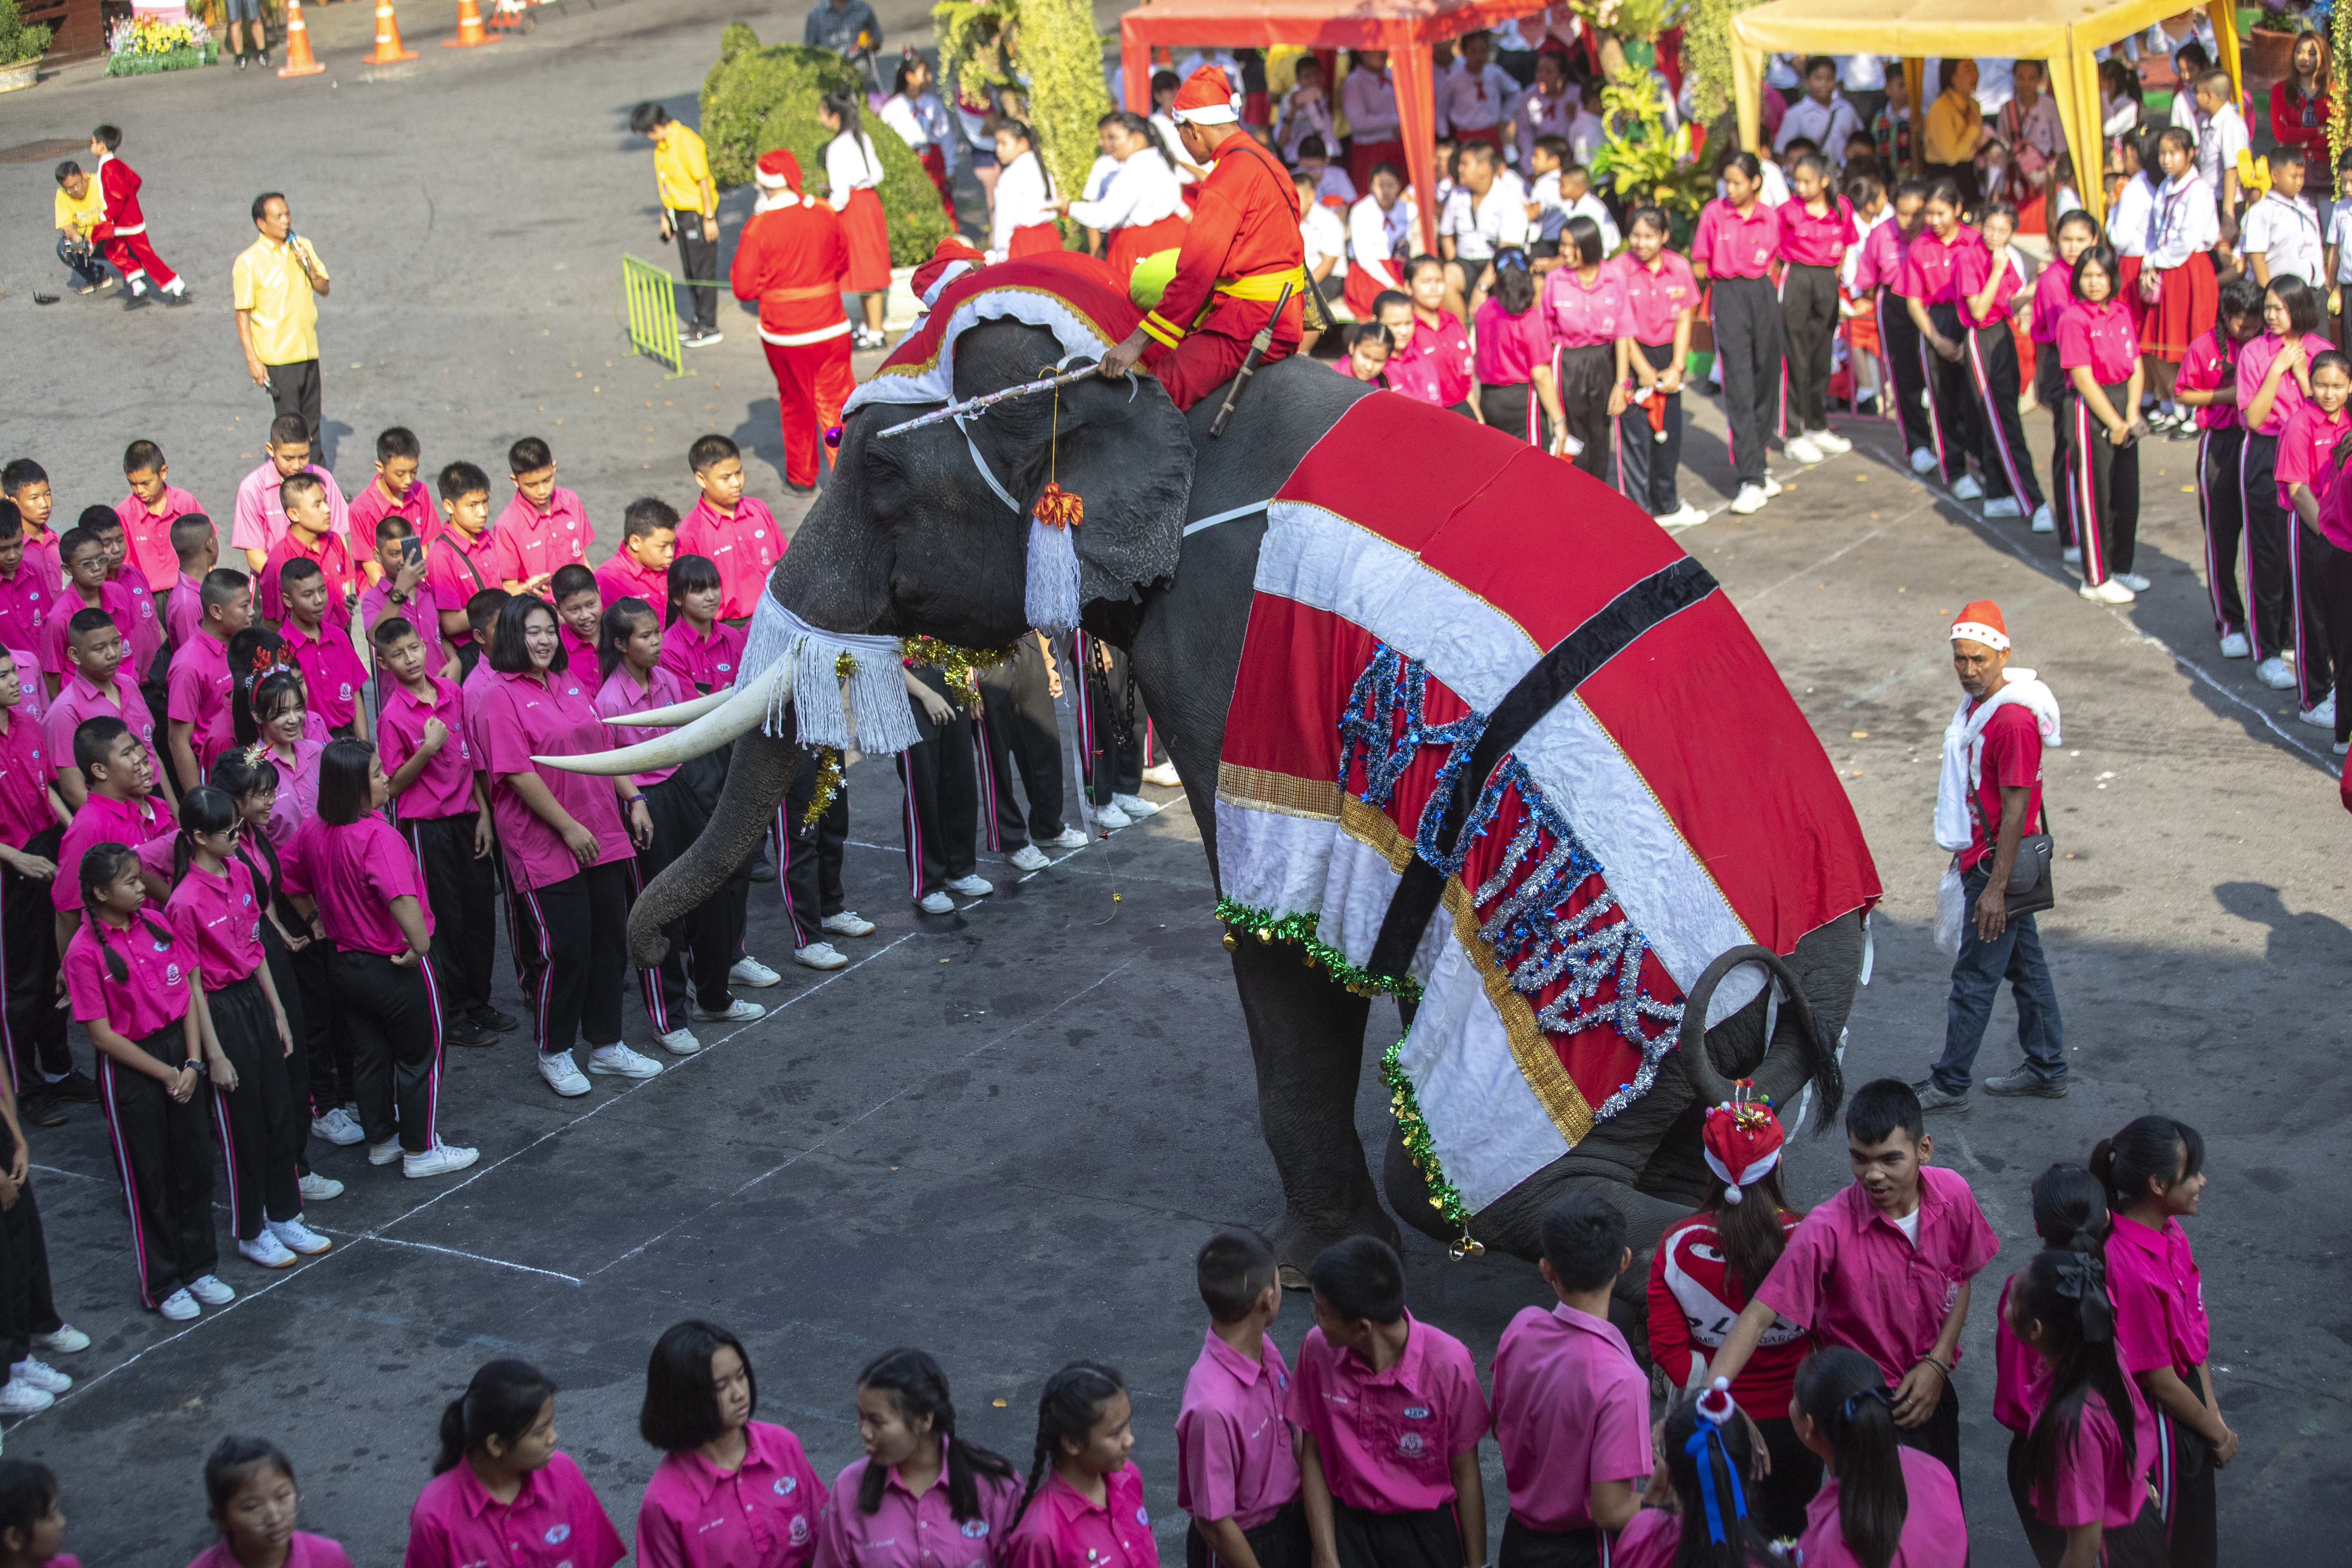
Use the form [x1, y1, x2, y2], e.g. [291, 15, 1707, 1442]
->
[363, 0, 418, 62]
[276, 0, 325, 76]
[441, 0, 494, 46]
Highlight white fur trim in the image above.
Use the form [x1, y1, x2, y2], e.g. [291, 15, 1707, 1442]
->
[758, 320, 851, 346]
[1175, 103, 1237, 125]
[1949, 619, 2009, 650]
[755, 170, 791, 190]
[920, 260, 973, 308]
[843, 288, 1123, 417]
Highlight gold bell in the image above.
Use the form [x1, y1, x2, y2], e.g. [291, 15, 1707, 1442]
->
[1256, 928, 1274, 944]
[1221, 932, 1238, 952]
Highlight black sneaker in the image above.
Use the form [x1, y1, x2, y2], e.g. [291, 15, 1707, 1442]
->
[50, 1070, 99, 1104]
[468, 1004, 520, 1033]
[18, 1096, 64, 1129]
[236, 51, 249, 69]
[258, 49, 271, 66]
[1984, 1068, 2067, 1099]
[446, 1020, 499, 1049]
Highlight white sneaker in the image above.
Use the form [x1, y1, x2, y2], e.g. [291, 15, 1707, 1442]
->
[1950, 474, 1983, 500]
[9, 1359, 68, 1394]
[310, 1107, 364, 1146]
[0, 1378, 52, 1415]
[1008, 845, 1051, 872]
[2079, 578, 2136, 603]
[729, 955, 782, 989]
[1981, 496, 2023, 518]
[367, 1138, 403, 1167]
[917, 891, 956, 914]
[1111, 793, 1160, 819]
[1910, 447, 1939, 475]
[268, 1217, 331, 1255]
[794, 942, 848, 970]
[1092, 803, 1134, 830]
[1809, 428, 1852, 454]
[1140, 762, 1182, 787]
[2300, 693, 2337, 728]
[297, 1172, 344, 1203]
[1654, 502, 1710, 529]
[656, 1026, 704, 1055]
[156, 1289, 199, 1322]
[589, 1043, 663, 1079]
[1784, 435, 1825, 464]
[1037, 827, 1089, 850]
[30, 1326, 88, 1356]
[538, 1050, 591, 1097]
[821, 910, 876, 937]
[1760, 473, 1784, 497]
[2113, 573, 2151, 592]
[1730, 483, 1769, 515]
[2030, 503, 2055, 533]
[2220, 631, 2251, 659]
[2257, 655, 2298, 689]
[187, 1274, 235, 1307]
[945, 874, 994, 897]
[403, 1142, 480, 1179]
[238, 1231, 298, 1269]
[2062, 546, 2082, 565]
[2336, 740, 2349, 756]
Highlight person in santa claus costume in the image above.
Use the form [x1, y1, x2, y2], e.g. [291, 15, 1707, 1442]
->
[87, 125, 186, 303]
[1096, 65, 1304, 411]
[729, 150, 854, 495]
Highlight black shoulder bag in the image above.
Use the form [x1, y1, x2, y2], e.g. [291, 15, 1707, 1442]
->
[1969, 778, 2054, 917]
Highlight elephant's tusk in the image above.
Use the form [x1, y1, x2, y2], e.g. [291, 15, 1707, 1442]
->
[537, 665, 784, 775]
[603, 689, 732, 728]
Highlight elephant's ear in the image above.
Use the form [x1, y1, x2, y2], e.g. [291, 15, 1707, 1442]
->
[991, 366, 1195, 607]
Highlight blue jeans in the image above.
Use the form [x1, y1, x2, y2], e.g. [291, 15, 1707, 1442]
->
[55, 236, 104, 288]
[1933, 864, 2065, 1091]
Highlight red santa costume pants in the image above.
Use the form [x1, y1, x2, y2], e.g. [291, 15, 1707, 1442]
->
[1144, 294, 1304, 411]
[101, 230, 178, 290]
[765, 333, 857, 487]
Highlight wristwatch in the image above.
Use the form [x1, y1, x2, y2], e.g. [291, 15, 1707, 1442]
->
[184, 1059, 206, 1078]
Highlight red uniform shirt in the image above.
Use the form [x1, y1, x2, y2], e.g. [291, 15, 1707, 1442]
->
[115, 484, 202, 593]
[2104, 1214, 2210, 1379]
[2027, 1384, 2157, 1532]
[1852, 218, 1915, 297]
[64, 911, 190, 1043]
[166, 569, 203, 651]
[2029, 262, 2078, 345]
[377, 677, 478, 821]
[1690, 198, 1777, 280]
[1797, 1446, 1967, 1568]
[1961, 700, 2045, 873]
[40, 579, 147, 687]
[1897, 225, 1985, 306]
[358, 579, 447, 678]
[258, 529, 358, 628]
[488, 489, 591, 587]
[2057, 298, 2141, 387]
[165, 631, 236, 772]
[677, 496, 785, 623]
[281, 619, 368, 731]
[730, 192, 851, 346]
[1473, 299, 1553, 385]
[593, 664, 695, 789]
[1954, 246, 2022, 331]
[815, 1443, 1019, 1568]
[1611, 249, 1699, 345]
[1776, 195, 1859, 269]
[1647, 1210, 1813, 1414]
[348, 477, 437, 555]
[165, 854, 266, 986]
[0, 560, 51, 660]
[2236, 330, 2334, 435]
[2173, 327, 2238, 431]
[1408, 314, 1473, 407]
[45, 673, 163, 794]
[636, 1421, 829, 1568]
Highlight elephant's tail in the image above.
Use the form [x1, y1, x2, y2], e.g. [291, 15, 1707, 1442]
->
[1676, 945, 1845, 1133]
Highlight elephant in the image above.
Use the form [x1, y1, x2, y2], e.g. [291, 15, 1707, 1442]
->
[555, 316, 1869, 1308]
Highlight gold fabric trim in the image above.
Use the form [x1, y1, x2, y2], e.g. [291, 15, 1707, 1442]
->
[1338, 793, 1416, 874]
[1216, 763, 1341, 821]
[1442, 877, 1596, 1146]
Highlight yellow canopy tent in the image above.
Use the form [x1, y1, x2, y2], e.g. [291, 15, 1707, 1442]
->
[1728, 0, 2244, 222]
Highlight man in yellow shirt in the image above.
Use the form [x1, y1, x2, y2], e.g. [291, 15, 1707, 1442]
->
[51, 161, 110, 294]
[631, 101, 723, 348]
[233, 192, 332, 452]
[1923, 58, 1986, 205]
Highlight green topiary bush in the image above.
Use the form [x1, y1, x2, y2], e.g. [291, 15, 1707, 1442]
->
[699, 26, 954, 267]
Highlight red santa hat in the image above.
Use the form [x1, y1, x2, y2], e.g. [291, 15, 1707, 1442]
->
[912, 236, 985, 309]
[754, 150, 803, 192]
[1173, 65, 1240, 126]
[1950, 599, 2009, 652]
[1700, 1088, 1784, 1206]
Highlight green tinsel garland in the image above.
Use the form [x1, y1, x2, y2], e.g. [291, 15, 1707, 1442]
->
[1213, 896, 1424, 1002]
[1380, 1036, 1480, 1251]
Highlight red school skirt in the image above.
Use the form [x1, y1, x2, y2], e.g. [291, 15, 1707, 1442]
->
[2139, 250, 2217, 361]
[1106, 213, 1189, 279]
[839, 186, 892, 293]
[1009, 223, 1065, 258]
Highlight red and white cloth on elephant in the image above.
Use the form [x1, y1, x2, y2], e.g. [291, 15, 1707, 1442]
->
[1213, 394, 1881, 1223]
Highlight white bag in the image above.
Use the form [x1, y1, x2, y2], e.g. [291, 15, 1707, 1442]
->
[1933, 863, 1967, 956]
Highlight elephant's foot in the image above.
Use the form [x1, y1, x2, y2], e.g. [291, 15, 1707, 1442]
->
[1261, 1194, 1399, 1289]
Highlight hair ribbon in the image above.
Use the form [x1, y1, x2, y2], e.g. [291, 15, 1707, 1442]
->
[1683, 1380, 1748, 1545]
[2049, 1251, 2116, 1344]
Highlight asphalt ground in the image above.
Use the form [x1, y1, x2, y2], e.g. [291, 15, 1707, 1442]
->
[0, 2, 2344, 1559]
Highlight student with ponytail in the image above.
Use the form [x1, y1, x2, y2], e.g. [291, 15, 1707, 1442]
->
[67, 840, 230, 1321]
[1005, 1363, 1157, 1568]
[1606, 1386, 1777, 1568]
[2006, 1250, 2168, 1567]
[404, 1359, 622, 1568]
[165, 786, 324, 1270]
[637, 1320, 829, 1568]
[2092, 1116, 2230, 1568]
[1995, 1166, 2113, 1561]
[1790, 1347, 1965, 1568]
[815, 1347, 1022, 1568]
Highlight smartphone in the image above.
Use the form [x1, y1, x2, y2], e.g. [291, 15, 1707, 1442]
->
[401, 536, 425, 572]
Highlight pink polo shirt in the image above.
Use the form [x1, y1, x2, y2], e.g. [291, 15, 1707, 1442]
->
[1777, 195, 1858, 269]
[1174, 1329, 1301, 1532]
[283, 814, 431, 958]
[165, 854, 265, 986]
[40, 579, 145, 686]
[1472, 300, 1554, 386]
[1992, 1274, 2048, 1435]
[1602, 1509, 1676, 1568]
[2057, 298, 2141, 388]
[1796, 1446, 1966, 1568]
[660, 618, 747, 695]
[1611, 249, 1699, 346]
[282, 619, 368, 731]
[1540, 266, 1629, 350]
[2174, 328, 2239, 431]
[258, 529, 358, 628]
[1409, 314, 1474, 408]
[2275, 399, 2350, 514]
[1383, 337, 1449, 406]
[165, 632, 236, 772]
[1489, 1303, 1650, 1533]
[260, 738, 327, 850]
[0, 708, 49, 850]
[2030, 263, 2077, 344]
[2236, 330, 2335, 435]
[45, 672, 162, 790]
[1851, 218, 1914, 297]
[1897, 226, 1984, 307]
[65, 910, 190, 1042]
[2104, 1215, 2208, 1379]
[489, 488, 591, 587]
[560, 624, 597, 673]
[593, 665, 694, 789]
[402, 1451, 625, 1568]
[1002, 1465, 1158, 1568]
[816, 1442, 1020, 1568]
[231, 460, 349, 557]
[1690, 199, 1776, 280]
[679, 496, 786, 622]
[185, 1533, 353, 1568]
[1284, 1311, 1490, 1514]
[53, 791, 173, 912]
[424, 527, 499, 646]
[349, 477, 437, 551]
[166, 570, 204, 649]
[2027, 1384, 2156, 1532]
[0, 561, 50, 658]
[1953, 247, 2022, 332]
[637, 1421, 828, 1568]
[597, 551, 672, 625]
[379, 677, 478, 820]
[117, 484, 202, 592]
[17, 532, 61, 598]
[360, 579, 449, 677]
[478, 669, 632, 891]
[1753, 1166, 2001, 1385]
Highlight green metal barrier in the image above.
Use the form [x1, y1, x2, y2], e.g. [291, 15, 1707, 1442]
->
[622, 254, 695, 380]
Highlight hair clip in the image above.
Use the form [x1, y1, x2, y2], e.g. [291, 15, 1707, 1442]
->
[1840, 1386, 1894, 1426]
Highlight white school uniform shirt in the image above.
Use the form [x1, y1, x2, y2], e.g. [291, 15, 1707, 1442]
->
[1083, 154, 1119, 202]
[1301, 201, 1348, 277]
[1341, 63, 1400, 142]
[1277, 88, 1335, 163]
[1835, 54, 1890, 93]
[1841, 205, 1890, 292]
[1756, 158, 1792, 208]
[987, 150, 1058, 257]
[1347, 195, 1406, 293]
[1437, 62, 1520, 138]
[2105, 172, 2156, 256]
[1776, 94, 1861, 155]
[879, 92, 952, 157]
[1568, 109, 1606, 168]
[2328, 204, 2352, 283]
[2101, 93, 2142, 139]
[1514, 86, 1579, 172]
[2196, 102, 2249, 200]
[824, 131, 883, 211]
[1997, 93, 2063, 161]
[1147, 113, 1197, 185]
[1066, 150, 1187, 232]
[1566, 190, 1619, 254]
[1529, 168, 1568, 242]
[1454, 173, 1531, 261]
[2240, 190, 2323, 285]
[1764, 54, 1801, 92]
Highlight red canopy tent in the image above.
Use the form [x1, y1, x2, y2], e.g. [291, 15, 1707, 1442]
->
[1118, 0, 1539, 251]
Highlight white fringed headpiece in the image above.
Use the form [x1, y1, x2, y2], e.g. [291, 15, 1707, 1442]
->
[737, 594, 922, 755]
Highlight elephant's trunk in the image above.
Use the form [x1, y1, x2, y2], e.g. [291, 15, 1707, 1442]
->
[626, 725, 805, 967]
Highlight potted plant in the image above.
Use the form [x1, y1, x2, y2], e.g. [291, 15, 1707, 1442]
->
[0, 0, 53, 93]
